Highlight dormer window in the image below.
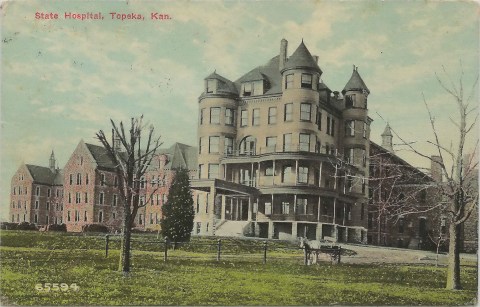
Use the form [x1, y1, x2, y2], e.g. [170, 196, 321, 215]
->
[301, 74, 312, 89]
[206, 79, 215, 93]
[243, 83, 253, 96]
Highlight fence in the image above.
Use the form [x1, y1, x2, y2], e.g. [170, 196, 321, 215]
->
[104, 235, 342, 265]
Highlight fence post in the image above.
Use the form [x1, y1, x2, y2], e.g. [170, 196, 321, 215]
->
[105, 234, 110, 258]
[304, 247, 308, 265]
[217, 239, 221, 261]
[263, 241, 267, 264]
[164, 237, 169, 262]
[338, 246, 341, 264]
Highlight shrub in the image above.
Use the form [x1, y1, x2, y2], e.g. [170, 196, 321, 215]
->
[82, 224, 109, 233]
[47, 224, 67, 232]
[16, 222, 38, 231]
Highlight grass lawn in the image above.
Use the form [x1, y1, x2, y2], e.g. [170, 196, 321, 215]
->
[0, 231, 477, 306]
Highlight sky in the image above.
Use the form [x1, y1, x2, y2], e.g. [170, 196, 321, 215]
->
[1, 0, 478, 221]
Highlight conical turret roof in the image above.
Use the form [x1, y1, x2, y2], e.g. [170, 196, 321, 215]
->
[343, 66, 370, 94]
[282, 41, 322, 74]
[381, 123, 393, 137]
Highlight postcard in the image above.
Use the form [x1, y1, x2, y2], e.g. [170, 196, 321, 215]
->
[1, 0, 478, 306]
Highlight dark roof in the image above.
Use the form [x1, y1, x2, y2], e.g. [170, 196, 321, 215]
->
[85, 143, 117, 170]
[282, 41, 322, 74]
[204, 71, 238, 95]
[25, 165, 62, 185]
[160, 143, 197, 170]
[235, 55, 283, 95]
[343, 67, 370, 94]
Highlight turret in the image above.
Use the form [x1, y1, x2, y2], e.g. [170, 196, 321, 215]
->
[49, 150, 56, 172]
[381, 124, 394, 153]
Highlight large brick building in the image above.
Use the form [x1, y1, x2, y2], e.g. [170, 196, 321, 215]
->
[191, 39, 371, 242]
[9, 141, 197, 232]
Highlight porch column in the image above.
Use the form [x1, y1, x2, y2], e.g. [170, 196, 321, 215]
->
[224, 164, 227, 180]
[272, 160, 276, 185]
[236, 198, 240, 221]
[251, 163, 254, 187]
[318, 161, 323, 187]
[316, 223, 323, 241]
[268, 221, 274, 239]
[317, 196, 321, 222]
[221, 195, 226, 220]
[257, 162, 260, 187]
[333, 198, 336, 224]
[293, 194, 297, 215]
[343, 203, 346, 226]
[295, 159, 299, 185]
[248, 197, 252, 221]
[333, 224, 338, 242]
[291, 222, 298, 239]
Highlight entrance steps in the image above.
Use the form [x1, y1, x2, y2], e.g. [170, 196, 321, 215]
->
[215, 220, 250, 237]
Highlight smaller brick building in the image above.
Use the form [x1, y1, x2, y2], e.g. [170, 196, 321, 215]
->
[10, 152, 64, 226]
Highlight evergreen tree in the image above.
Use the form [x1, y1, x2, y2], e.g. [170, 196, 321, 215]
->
[161, 168, 195, 242]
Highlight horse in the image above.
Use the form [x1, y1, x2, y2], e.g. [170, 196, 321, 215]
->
[299, 237, 322, 265]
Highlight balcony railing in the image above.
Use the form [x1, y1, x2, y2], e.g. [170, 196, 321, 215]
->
[224, 145, 325, 157]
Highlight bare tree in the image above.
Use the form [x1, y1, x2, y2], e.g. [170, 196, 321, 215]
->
[96, 115, 162, 275]
[388, 65, 478, 290]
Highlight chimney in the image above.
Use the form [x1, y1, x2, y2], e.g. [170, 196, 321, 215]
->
[279, 38, 288, 71]
[313, 55, 319, 64]
[430, 155, 443, 182]
[112, 129, 122, 153]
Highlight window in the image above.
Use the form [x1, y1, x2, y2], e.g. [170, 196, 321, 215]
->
[76, 192, 81, 204]
[198, 164, 203, 179]
[206, 80, 215, 93]
[241, 110, 248, 127]
[68, 193, 71, 204]
[113, 194, 117, 207]
[99, 192, 104, 205]
[316, 111, 322, 130]
[345, 95, 355, 108]
[56, 189, 59, 197]
[345, 120, 355, 136]
[225, 108, 234, 125]
[67, 211, 71, 222]
[84, 211, 88, 222]
[76, 173, 82, 185]
[36, 186, 40, 196]
[361, 203, 365, 220]
[266, 137, 277, 153]
[265, 162, 274, 176]
[140, 176, 146, 189]
[69, 174, 73, 185]
[163, 194, 167, 204]
[296, 198, 307, 215]
[345, 148, 354, 164]
[224, 137, 234, 155]
[299, 133, 310, 152]
[284, 103, 293, 121]
[363, 122, 368, 138]
[86, 174, 89, 185]
[47, 189, 51, 197]
[196, 195, 200, 213]
[198, 137, 204, 154]
[46, 202, 50, 210]
[113, 176, 118, 187]
[265, 203, 272, 215]
[283, 133, 292, 151]
[206, 222, 209, 233]
[101, 173, 106, 186]
[196, 222, 201, 234]
[85, 192, 88, 203]
[205, 200, 209, 213]
[150, 213, 154, 224]
[209, 136, 219, 153]
[281, 202, 290, 214]
[210, 107, 220, 124]
[140, 196, 145, 207]
[282, 166, 292, 183]
[285, 74, 294, 89]
[441, 217, 447, 235]
[268, 107, 277, 124]
[252, 108, 260, 126]
[300, 103, 311, 121]
[35, 200, 39, 209]
[200, 108, 205, 125]
[243, 83, 252, 96]
[362, 177, 366, 194]
[298, 166, 308, 184]
[327, 116, 335, 136]
[99, 211, 104, 223]
[208, 164, 219, 179]
[34, 214, 38, 223]
[398, 218, 404, 234]
[301, 74, 313, 89]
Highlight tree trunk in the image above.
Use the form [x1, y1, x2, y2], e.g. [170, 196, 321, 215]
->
[446, 222, 462, 290]
[120, 222, 132, 275]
